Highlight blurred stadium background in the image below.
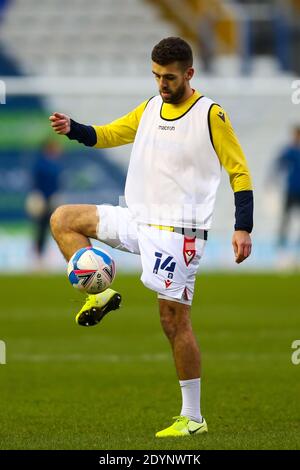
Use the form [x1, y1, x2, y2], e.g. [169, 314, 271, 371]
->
[0, 0, 300, 451]
[0, 0, 300, 272]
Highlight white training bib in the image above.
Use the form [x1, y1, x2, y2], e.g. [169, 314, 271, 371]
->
[125, 95, 222, 229]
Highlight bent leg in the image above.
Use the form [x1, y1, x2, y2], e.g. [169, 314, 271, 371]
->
[50, 204, 98, 261]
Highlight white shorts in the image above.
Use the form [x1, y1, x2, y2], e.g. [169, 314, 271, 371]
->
[96, 205, 207, 305]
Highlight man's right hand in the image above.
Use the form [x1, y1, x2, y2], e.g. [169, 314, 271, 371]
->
[49, 112, 71, 135]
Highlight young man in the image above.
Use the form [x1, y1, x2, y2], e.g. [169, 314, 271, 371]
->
[277, 126, 300, 247]
[30, 140, 63, 262]
[49, 37, 253, 438]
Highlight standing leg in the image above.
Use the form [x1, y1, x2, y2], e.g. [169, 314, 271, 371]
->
[278, 195, 292, 247]
[35, 208, 51, 257]
[158, 298, 202, 423]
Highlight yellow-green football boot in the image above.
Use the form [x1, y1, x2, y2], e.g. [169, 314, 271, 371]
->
[76, 288, 121, 327]
[155, 416, 208, 438]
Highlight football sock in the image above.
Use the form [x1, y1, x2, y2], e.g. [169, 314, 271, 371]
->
[179, 378, 202, 423]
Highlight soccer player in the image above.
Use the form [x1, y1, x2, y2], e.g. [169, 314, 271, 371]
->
[30, 140, 63, 262]
[276, 126, 300, 247]
[49, 37, 253, 438]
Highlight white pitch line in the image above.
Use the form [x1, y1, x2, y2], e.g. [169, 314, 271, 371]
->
[10, 351, 288, 363]
[10, 353, 170, 363]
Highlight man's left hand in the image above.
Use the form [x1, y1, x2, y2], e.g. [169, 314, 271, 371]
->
[232, 230, 252, 264]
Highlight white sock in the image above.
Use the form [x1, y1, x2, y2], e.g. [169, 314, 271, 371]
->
[179, 378, 202, 423]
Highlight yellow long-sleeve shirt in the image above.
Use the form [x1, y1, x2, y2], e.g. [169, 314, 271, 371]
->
[92, 90, 252, 193]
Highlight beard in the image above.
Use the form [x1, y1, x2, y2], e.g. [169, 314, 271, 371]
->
[160, 82, 186, 104]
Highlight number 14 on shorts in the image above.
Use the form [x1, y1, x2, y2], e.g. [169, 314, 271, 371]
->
[153, 252, 176, 279]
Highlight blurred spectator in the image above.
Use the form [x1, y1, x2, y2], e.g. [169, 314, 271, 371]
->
[0, 0, 8, 21]
[236, 0, 300, 75]
[195, 0, 237, 74]
[25, 140, 63, 262]
[273, 1, 292, 72]
[289, 0, 300, 75]
[277, 126, 300, 247]
[274, 0, 300, 74]
[196, 0, 217, 73]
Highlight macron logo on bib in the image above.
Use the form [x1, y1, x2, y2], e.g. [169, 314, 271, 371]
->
[158, 125, 175, 131]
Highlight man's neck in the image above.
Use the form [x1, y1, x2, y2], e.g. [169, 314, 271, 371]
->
[174, 87, 194, 105]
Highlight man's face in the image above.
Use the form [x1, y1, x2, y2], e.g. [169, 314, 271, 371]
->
[152, 61, 194, 104]
[44, 141, 62, 159]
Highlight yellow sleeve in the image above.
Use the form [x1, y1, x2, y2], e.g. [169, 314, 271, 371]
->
[92, 99, 149, 148]
[209, 105, 253, 192]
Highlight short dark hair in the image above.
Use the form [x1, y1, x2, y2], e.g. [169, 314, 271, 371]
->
[151, 37, 193, 69]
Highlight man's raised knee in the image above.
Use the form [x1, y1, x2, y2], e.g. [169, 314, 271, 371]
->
[50, 205, 72, 236]
[50, 204, 98, 240]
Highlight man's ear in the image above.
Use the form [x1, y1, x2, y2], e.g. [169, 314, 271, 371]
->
[185, 67, 194, 81]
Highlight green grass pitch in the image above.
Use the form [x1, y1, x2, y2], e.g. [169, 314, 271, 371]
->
[0, 273, 299, 450]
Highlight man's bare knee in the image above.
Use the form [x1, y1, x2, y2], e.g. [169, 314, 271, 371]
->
[50, 205, 71, 236]
[50, 204, 98, 239]
[159, 299, 191, 342]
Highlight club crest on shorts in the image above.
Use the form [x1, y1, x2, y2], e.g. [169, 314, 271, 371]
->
[183, 237, 196, 266]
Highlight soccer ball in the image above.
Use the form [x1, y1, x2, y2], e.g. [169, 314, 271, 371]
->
[67, 246, 116, 294]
